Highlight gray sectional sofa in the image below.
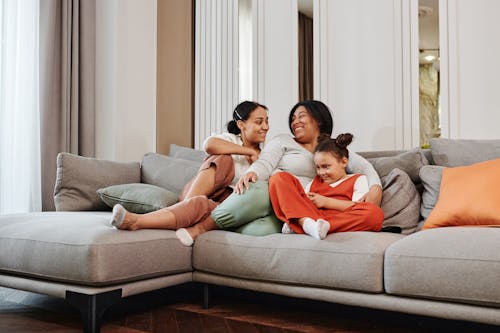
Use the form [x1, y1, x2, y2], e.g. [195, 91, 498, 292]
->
[1, 138, 500, 333]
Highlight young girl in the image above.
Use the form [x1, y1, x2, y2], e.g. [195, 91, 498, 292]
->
[111, 101, 269, 246]
[269, 133, 384, 240]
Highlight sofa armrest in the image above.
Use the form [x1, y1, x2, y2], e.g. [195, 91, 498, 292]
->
[54, 153, 141, 211]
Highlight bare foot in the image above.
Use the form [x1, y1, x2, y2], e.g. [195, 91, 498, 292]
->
[111, 204, 139, 230]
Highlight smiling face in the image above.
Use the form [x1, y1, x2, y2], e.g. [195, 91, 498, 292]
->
[313, 151, 348, 184]
[238, 106, 269, 145]
[290, 106, 320, 144]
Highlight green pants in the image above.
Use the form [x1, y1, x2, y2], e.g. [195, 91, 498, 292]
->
[211, 181, 276, 230]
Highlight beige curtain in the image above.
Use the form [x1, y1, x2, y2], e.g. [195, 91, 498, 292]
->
[298, 12, 313, 101]
[39, 0, 96, 211]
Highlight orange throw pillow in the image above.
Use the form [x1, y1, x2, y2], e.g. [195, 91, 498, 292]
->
[422, 158, 500, 230]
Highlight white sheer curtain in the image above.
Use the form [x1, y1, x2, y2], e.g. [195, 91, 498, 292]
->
[0, 0, 41, 214]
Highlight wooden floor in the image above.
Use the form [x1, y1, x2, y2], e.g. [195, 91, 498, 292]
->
[1, 283, 499, 332]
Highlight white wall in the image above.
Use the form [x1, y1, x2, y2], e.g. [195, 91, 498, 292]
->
[442, 0, 500, 139]
[95, 0, 157, 162]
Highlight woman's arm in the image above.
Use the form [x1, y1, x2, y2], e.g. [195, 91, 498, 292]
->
[204, 137, 258, 161]
[234, 135, 287, 194]
[245, 135, 287, 181]
[346, 150, 382, 205]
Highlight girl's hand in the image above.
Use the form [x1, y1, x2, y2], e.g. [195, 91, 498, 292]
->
[235, 172, 258, 194]
[307, 192, 328, 208]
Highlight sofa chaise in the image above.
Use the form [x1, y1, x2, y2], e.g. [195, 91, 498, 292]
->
[1, 138, 500, 333]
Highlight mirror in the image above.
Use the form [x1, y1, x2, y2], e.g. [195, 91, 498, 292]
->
[419, 0, 440, 147]
[298, 0, 313, 100]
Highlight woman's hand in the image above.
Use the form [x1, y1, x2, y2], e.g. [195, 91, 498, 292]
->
[358, 185, 382, 206]
[307, 192, 329, 208]
[235, 172, 258, 194]
[245, 150, 259, 165]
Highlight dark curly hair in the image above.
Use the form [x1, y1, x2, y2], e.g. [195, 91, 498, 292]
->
[288, 100, 333, 136]
[227, 101, 268, 135]
[315, 133, 353, 160]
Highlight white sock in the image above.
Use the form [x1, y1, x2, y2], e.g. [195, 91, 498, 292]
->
[111, 204, 126, 228]
[282, 223, 295, 234]
[302, 217, 330, 240]
[316, 218, 330, 240]
[176, 228, 194, 246]
[301, 217, 320, 239]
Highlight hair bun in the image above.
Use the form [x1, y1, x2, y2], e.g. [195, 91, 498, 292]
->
[335, 133, 353, 148]
[317, 133, 332, 144]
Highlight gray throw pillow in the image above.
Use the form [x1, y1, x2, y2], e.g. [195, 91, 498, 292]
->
[380, 168, 421, 234]
[169, 144, 207, 162]
[419, 165, 445, 220]
[54, 153, 141, 211]
[141, 153, 202, 195]
[430, 138, 500, 167]
[368, 148, 428, 183]
[97, 183, 178, 213]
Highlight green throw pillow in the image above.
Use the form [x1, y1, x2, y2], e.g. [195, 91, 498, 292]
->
[234, 214, 283, 236]
[97, 183, 179, 213]
[211, 181, 274, 229]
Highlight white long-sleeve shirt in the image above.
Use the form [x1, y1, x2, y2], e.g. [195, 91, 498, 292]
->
[246, 134, 381, 189]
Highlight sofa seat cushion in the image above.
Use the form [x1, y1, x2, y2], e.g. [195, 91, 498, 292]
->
[194, 230, 404, 293]
[385, 227, 500, 306]
[0, 212, 192, 286]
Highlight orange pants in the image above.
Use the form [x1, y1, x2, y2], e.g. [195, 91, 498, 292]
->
[170, 154, 234, 228]
[269, 172, 384, 234]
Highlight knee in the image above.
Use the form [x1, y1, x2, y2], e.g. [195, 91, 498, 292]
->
[185, 195, 211, 212]
[367, 204, 384, 229]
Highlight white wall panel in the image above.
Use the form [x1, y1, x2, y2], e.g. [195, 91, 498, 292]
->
[194, 0, 239, 149]
[315, 0, 416, 151]
[443, 0, 500, 139]
[254, 0, 299, 139]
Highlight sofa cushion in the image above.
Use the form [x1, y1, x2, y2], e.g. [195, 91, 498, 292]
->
[141, 153, 202, 195]
[422, 159, 500, 230]
[54, 153, 141, 211]
[169, 144, 207, 162]
[0, 212, 192, 286]
[430, 138, 500, 167]
[367, 148, 428, 183]
[194, 230, 404, 293]
[385, 227, 500, 307]
[97, 183, 179, 213]
[380, 168, 420, 234]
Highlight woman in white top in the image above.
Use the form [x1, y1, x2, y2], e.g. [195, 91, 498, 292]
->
[110, 101, 269, 246]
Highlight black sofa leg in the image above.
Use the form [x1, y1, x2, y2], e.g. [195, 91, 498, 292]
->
[203, 284, 210, 309]
[66, 289, 122, 333]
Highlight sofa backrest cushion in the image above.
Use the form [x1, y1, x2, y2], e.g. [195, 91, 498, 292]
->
[54, 153, 141, 211]
[365, 148, 429, 184]
[419, 165, 444, 221]
[169, 144, 207, 162]
[380, 168, 421, 234]
[430, 138, 500, 167]
[141, 152, 202, 195]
